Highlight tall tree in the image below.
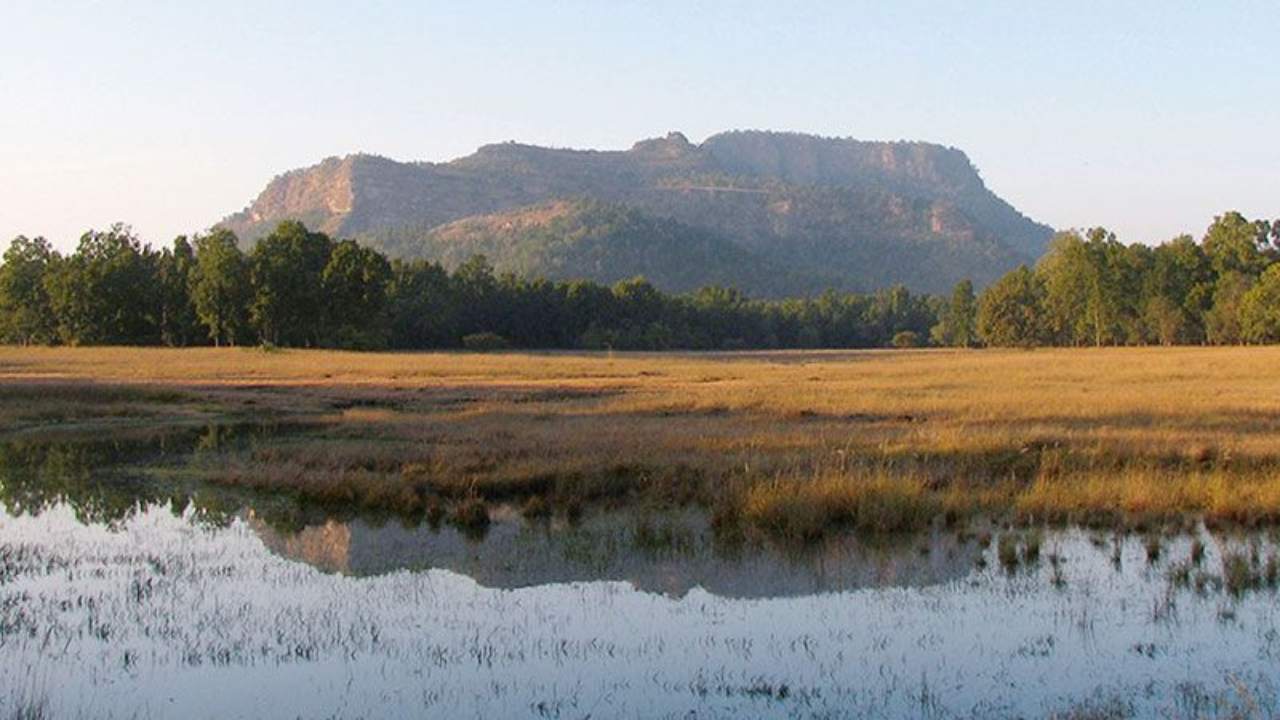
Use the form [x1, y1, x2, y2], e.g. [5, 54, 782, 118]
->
[387, 259, 461, 348]
[1240, 264, 1280, 343]
[1142, 296, 1185, 346]
[249, 221, 333, 346]
[1203, 211, 1265, 277]
[452, 254, 501, 337]
[1204, 271, 1253, 345]
[191, 229, 250, 347]
[43, 225, 159, 345]
[1038, 228, 1145, 346]
[1037, 231, 1092, 345]
[931, 279, 977, 347]
[1143, 235, 1213, 343]
[156, 237, 199, 346]
[322, 239, 392, 349]
[0, 236, 58, 345]
[977, 266, 1047, 348]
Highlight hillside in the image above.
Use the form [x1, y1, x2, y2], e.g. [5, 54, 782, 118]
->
[219, 130, 1053, 294]
[370, 199, 827, 295]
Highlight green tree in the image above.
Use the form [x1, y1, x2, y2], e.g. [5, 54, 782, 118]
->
[977, 266, 1047, 347]
[563, 280, 617, 347]
[1144, 235, 1212, 343]
[249, 221, 333, 346]
[611, 276, 665, 328]
[1037, 231, 1091, 344]
[452, 254, 502, 337]
[1142, 295, 1185, 346]
[156, 237, 199, 346]
[191, 229, 250, 346]
[1202, 211, 1265, 277]
[43, 225, 159, 345]
[387, 259, 461, 348]
[931, 279, 977, 347]
[322, 240, 392, 349]
[1037, 229, 1136, 346]
[1240, 264, 1280, 343]
[0, 236, 58, 345]
[863, 285, 933, 347]
[1204, 271, 1253, 345]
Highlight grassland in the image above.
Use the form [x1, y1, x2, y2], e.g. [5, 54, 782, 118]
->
[3, 345, 1280, 537]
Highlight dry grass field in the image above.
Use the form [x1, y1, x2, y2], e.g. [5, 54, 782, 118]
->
[3, 345, 1280, 536]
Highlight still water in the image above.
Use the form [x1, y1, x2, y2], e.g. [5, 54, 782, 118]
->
[1, 433, 1279, 718]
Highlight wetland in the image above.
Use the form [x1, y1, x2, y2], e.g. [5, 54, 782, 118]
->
[4, 347, 1280, 717]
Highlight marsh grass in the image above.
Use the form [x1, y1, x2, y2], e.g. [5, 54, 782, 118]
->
[1144, 535, 1163, 564]
[7, 346, 1280, 537]
[1221, 548, 1280, 597]
[449, 495, 491, 536]
[1025, 530, 1043, 563]
[521, 495, 551, 520]
[739, 470, 940, 539]
[997, 533, 1021, 570]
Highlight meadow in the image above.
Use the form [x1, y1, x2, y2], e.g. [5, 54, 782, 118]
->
[4, 345, 1280, 538]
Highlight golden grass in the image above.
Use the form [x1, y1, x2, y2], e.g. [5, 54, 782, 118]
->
[4, 345, 1280, 534]
[740, 470, 940, 539]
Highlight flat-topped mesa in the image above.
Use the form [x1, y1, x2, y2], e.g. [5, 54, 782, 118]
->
[218, 130, 1052, 294]
[700, 131, 980, 190]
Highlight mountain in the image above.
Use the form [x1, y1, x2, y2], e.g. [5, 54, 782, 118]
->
[219, 130, 1053, 294]
[370, 199, 828, 296]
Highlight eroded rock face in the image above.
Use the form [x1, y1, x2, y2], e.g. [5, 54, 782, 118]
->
[219, 130, 1052, 294]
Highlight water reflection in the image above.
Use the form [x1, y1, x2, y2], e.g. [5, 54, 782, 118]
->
[0, 422, 316, 526]
[250, 509, 983, 598]
[3, 429, 1280, 718]
[0, 427, 984, 598]
[3, 502, 1279, 719]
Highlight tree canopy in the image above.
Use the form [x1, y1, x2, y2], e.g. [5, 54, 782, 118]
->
[2, 210, 1277, 351]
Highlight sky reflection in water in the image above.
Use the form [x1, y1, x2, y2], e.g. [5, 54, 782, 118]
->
[3, 499, 1279, 719]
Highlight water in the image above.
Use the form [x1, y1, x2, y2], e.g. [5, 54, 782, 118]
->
[2, 432, 1280, 718]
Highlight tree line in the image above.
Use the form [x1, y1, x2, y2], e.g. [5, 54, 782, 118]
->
[0, 211, 1276, 351]
[976, 212, 1280, 346]
[0, 220, 935, 351]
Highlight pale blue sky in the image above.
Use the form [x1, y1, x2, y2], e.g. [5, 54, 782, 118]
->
[1, 1, 1276, 252]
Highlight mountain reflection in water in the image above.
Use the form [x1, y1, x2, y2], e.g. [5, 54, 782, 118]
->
[248, 508, 982, 598]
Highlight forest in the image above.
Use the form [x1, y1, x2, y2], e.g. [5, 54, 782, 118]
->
[0, 211, 1277, 351]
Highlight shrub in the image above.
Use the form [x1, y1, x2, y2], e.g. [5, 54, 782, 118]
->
[891, 330, 921, 348]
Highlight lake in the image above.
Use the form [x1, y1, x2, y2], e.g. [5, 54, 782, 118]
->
[1, 431, 1279, 718]
[0, 425, 1274, 717]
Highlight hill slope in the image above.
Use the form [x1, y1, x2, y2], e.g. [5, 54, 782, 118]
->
[219, 130, 1052, 294]
[369, 199, 827, 296]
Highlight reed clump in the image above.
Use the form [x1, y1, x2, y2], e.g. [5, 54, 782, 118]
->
[738, 469, 939, 540]
[449, 495, 490, 534]
[1221, 548, 1280, 596]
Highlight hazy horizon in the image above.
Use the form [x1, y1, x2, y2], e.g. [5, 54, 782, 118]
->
[2, 1, 1276, 252]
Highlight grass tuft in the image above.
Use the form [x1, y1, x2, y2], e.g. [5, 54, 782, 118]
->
[449, 495, 491, 538]
[740, 470, 938, 540]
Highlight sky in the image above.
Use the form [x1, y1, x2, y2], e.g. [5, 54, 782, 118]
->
[1, 1, 1276, 253]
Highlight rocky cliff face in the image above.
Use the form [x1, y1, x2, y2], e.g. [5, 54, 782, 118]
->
[219, 130, 1052, 293]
